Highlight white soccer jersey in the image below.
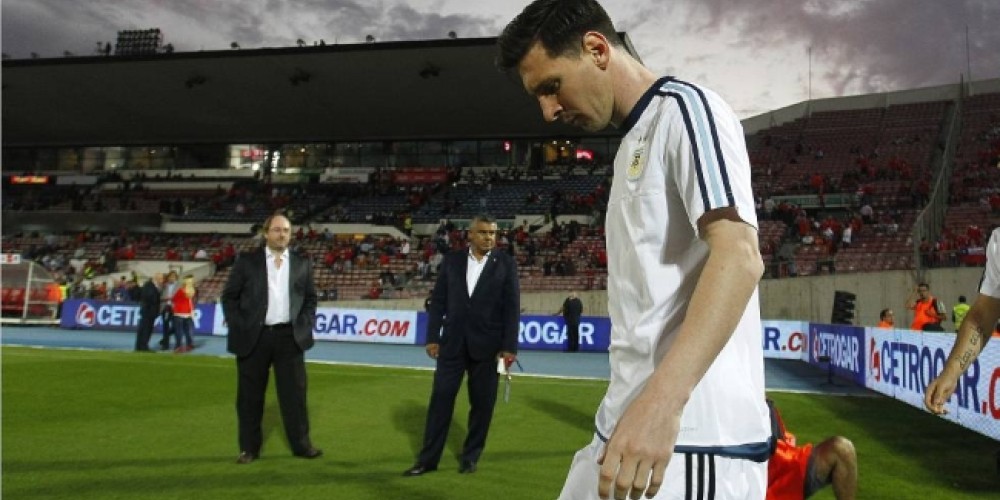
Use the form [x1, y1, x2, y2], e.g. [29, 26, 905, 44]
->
[980, 228, 1000, 298]
[598, 77, 769, 456]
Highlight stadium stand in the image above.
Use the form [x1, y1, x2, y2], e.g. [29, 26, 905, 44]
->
[1, 37, 997, 309]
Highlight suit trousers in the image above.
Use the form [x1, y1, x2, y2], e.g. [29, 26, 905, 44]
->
[566, 319, 580, 352]
[235, 324, 312, 455]
[159, 306, 174, 347]
[418, 343, 499, 467]
[135, 310, 156, 350]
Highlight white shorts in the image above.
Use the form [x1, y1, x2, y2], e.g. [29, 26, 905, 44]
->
[557, 434, 766, 500]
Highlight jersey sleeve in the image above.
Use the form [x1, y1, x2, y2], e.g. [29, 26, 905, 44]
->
[662, 80, 758, 235]
[980, 228, 1000, 298]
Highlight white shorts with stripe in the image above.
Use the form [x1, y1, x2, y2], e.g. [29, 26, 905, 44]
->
[557, 434, 766, 500]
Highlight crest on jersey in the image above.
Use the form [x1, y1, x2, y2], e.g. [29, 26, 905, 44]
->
[626, 146, 645, 180]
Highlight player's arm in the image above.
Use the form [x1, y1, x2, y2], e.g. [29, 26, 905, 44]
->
[598, 209, 763, 500]
[924, 293, 1000, 414]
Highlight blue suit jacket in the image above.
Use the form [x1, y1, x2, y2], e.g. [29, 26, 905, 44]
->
[426, 249, 520, 361]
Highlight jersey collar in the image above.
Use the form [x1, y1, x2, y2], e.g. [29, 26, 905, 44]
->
[621, 76, 673, 134]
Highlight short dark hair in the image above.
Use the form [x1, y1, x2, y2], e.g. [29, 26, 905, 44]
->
[880, 308, 892, 320]
[958, 295, 967, 303]
[472, 214, 496, 225]
[496, 0, 621, 72]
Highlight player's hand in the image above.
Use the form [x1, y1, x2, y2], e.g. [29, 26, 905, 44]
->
[425, 343, 440, 359]
[597, 390, 679, 499]
[924, 372, 958, 415]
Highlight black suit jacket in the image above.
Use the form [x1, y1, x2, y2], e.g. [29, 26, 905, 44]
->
[426, 249, 520, 361]
[221, 247, 318, 356]
[139, 280, 160, 316]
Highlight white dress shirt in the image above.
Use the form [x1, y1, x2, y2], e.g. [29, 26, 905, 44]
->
[264, 249, 291, 325]
[466, 250, 490, 297]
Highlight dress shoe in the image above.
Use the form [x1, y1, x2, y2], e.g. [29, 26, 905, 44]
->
[459, 460, 477, 474]
[295, 447, 323, 459]
[236, 451, 258, 464]
[402, 464, 437, 476]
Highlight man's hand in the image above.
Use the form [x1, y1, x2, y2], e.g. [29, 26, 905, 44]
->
[597, 389, 679, 499]
[500, 351, 517, 370]
[425, 343, 440, 359]
[924, 370, 959, 415]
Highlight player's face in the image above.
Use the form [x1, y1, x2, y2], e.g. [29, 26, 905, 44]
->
[518, 40, 613, 132]
[265, 216, 292, 252]
[469, 221, 497, 258]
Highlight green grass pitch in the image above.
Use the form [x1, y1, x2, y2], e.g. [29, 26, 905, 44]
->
[3, 346, 998, 499]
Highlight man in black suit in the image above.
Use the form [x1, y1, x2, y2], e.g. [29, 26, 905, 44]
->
[221, 214, 322, 464]
[134, 273, 163, 351]
[557, 290, 584, 352]
[404, 214, 521, 476]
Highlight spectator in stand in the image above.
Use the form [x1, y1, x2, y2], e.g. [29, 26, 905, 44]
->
[906, 283, 946, 331]
[877, 309, 895, 329]
[840, 225, 852, 248]
[323, 248, 337, 269]
[111, 276, 130, 302]
[367, 280, 382, 300]
[127, 277, 141, 302]
[859, 204, 874, 225]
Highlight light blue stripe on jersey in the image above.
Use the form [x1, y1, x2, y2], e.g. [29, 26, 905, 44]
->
[660, 80, 732, 210]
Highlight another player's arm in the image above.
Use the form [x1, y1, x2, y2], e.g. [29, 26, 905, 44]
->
[924, 293, 1000, 414]
[597, 208, 763, 500]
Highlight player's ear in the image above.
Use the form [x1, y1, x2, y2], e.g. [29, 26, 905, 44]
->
[582, 31, 609, 69]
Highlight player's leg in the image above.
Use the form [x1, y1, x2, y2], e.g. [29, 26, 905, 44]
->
[807, 436, 857, 500]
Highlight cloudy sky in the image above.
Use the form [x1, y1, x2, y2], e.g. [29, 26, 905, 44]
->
[3, 0, 998, 117]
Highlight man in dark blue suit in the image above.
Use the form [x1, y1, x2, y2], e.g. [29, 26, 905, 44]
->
[222, 213, 322, 464]
[134, 272, 163, 351]
[404, 214, 520, 476]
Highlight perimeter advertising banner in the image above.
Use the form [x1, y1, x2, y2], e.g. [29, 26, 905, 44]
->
[516, 315, 611, 352]
[808, 323, 867, 386]
[413, 314, 612, 352]
[761, 320, 809, 360]
[211, 304, 419, 345]
[60, 298, 216, 335]
[866, 327, 1000, 440]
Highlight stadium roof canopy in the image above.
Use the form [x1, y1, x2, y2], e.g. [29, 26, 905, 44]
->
[2, 35, 639, 148]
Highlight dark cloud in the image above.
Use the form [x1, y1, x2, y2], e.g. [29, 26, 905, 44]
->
[680, 0, 999, 95]
[3, 0, 996, 116]
[1, 0, 500, 57]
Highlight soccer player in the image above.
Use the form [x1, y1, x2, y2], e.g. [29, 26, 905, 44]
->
[498, 1, 770, 498]
[767, 401, 858, 500]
